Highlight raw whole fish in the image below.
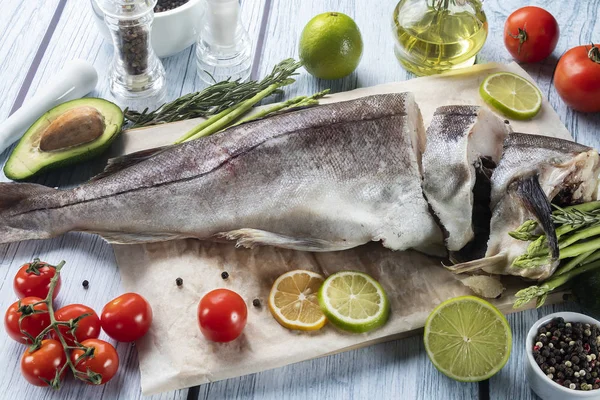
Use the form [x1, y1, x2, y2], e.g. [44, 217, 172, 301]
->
[449, 133, 600, 280]
[0, 93, 445, 255]
[422, 105, 510, 251]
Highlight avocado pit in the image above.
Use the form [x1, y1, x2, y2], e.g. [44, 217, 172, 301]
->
[39, 106, 105, 152]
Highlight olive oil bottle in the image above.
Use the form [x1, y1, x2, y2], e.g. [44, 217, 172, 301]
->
[392, 0, 488, 76]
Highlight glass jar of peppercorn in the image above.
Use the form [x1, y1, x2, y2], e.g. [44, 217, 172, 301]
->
[94, 0, 166, 104]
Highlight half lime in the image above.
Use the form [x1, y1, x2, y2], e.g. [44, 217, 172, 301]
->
[424, 295, 512, 382]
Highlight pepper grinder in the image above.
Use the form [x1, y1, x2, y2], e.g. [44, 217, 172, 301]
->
[195, 0, 252, 84]
[95, 0, 166, 105]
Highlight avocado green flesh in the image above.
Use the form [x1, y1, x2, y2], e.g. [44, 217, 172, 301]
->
[3, 98, 124, 181]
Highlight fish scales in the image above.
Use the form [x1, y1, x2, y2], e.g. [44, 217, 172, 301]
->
[422, 105, 509, 251]
[0, 93, 444, 254]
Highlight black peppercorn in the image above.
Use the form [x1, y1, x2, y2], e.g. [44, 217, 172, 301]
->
[82, 280, 89, 289]
[154, 0, 190, 13]
[176, 277, 183, 287]
[252, 299, 261, 308]
[221, 271, 229, 279]
[534, 318, 600, 391]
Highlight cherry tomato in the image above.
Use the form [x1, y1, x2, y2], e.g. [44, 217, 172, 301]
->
[554, 44, 600, 113]
[13, 259, 61, 300]
[50, 304, 101, 346]
[504, 6, 559, 63]
[21, 339, 67, 386]
[4, 297, 51, 344]
[198, 289, 247, 343]
[101, 293, 153, 342]
[70, 339, 119, 385]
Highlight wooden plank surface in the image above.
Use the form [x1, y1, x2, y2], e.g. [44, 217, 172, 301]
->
[0, 0, 599, 399]
[0, 0, 62, 121]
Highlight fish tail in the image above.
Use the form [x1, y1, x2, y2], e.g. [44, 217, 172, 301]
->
[0, 182, 58, 244]
[515, 175, 559, 260]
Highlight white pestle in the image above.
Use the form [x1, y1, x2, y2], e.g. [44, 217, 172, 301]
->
[0, 60, 98, 155]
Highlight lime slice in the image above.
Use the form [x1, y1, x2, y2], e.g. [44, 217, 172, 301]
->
[318, 271, 389, 333]
[424, 296, 512, 382]
[479, 72, 542, 120]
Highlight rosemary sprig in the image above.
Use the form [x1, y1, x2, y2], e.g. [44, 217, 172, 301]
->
[124, 59, 303, 128]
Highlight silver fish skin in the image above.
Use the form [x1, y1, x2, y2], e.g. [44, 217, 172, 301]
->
[422, 105, 510, 251]
[0, 93, 444, 255]
[453, 133, 600, 280]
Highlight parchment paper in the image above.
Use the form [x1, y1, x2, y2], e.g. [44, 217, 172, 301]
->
[112, 62, 572, 394]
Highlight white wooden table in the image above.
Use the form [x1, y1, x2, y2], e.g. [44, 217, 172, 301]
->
[0, 1, 598, 399]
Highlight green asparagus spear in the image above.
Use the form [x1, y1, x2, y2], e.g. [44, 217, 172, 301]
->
[176, 82, 292, 143]
[554, 250, 595, 276]
[513, 259, 600, 308]
[232, 89, 330, 126]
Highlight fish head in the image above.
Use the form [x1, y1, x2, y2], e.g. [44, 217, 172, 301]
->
[485, 133, 600, 280]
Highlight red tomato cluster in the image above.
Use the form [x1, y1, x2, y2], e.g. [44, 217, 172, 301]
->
[3, 259, 153, 388]
[504, 6, 600, 113]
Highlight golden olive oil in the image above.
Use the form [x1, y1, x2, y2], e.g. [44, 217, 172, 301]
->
[392, 0, 488, 76]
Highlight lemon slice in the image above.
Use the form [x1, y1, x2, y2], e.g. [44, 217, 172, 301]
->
[479, 72, 542, 120]
[424, 296, 512, 382]
[268, 270, 327, 331]
[318, 271, 390, 333]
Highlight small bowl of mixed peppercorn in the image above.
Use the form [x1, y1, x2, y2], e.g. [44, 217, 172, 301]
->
[91, 0, 205, 58]
[526, 312, 600, 400]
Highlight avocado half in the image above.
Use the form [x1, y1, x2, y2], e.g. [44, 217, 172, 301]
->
[4, 98, 124, 181]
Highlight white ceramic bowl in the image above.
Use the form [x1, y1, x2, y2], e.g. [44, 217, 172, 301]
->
[526, 312, 600, 400]
[90, 0, 205, 58]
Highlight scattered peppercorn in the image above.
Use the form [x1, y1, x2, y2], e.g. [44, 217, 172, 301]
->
[534, 318, 600, 391]
[82, 280, 89, 289]
[176, 277, 183, 287]
[221, 271, 229, 280]
[252, 299, 261, 308]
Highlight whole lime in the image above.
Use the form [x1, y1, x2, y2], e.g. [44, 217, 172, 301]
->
[299, 12, 363, 80]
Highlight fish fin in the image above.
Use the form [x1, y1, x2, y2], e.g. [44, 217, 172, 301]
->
[93, 231, 187, 244]
[445, 254, 508, 274]
[514, 175, 559, 260]
[0, 182, 56, 209]
[218, 229, 358, 252]
[90, 145, 174, 182]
